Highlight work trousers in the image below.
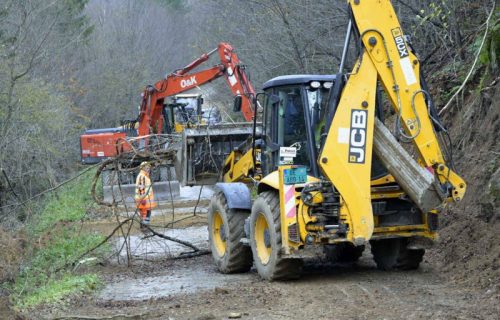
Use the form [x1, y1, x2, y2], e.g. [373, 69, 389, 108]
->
[139, 209, 151, 225]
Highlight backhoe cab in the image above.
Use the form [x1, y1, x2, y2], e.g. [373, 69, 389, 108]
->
[207, 0, 466, 280]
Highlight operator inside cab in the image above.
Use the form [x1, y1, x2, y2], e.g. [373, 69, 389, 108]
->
[261, 75, 334, 177]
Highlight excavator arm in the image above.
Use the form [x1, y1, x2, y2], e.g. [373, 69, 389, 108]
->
[138, 42, 256, 138]
[319, 0, 466, 244]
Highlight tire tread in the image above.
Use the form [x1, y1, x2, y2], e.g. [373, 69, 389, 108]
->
[253, 191, 302, 280]
[209, 191, 252, 273]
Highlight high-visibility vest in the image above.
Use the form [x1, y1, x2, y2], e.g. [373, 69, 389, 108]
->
[135, 169, 157, 209]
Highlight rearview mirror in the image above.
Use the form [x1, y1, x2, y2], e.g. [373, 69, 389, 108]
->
[233, 95, 242, 112]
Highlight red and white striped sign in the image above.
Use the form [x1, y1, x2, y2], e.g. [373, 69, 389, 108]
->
[284, 185, 296, 218]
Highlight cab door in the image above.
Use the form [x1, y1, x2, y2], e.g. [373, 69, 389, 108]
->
[261, 85, 312, 175]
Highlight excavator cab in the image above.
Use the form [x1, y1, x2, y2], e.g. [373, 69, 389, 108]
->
[163, 94, 204, 133]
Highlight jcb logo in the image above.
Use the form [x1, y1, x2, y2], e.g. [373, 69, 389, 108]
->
[348, 109, 367, 164]
[391, 28, 409, 58]
[180, 76, 197, 88]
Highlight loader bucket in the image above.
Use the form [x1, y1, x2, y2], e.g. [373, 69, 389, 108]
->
[177, 122, 255, 186]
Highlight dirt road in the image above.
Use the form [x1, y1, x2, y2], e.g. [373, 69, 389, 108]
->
[40, 240, 498, 320]
[30, 184, 498, 320]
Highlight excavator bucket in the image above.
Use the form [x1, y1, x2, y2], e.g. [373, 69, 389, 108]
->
[177, 122, 255, 186]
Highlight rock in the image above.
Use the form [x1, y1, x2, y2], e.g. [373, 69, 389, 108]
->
[228, 312, 242, 319]
[214, 287, 229, 294]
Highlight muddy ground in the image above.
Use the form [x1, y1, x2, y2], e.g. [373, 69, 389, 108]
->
[19, 162, 500, 320]
[38, 249, 499, 320]
[27, 184, 498, 320]
[22, 82, 500, 319]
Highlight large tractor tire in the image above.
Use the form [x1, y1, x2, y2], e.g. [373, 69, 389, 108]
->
[208, 191, 252, 273]
[324, 243, 365, 263]
[250, 191, 303, 280]
[370, 238, 424, 270]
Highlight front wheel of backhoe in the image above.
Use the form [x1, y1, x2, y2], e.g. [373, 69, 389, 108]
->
[208, 192, 252, 273]
[249, 191, 303, 280]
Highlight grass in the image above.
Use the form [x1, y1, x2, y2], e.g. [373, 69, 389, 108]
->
[31, 170, 98, 235]
[14, 274, 100, 310]
[8, 169, 108, 311]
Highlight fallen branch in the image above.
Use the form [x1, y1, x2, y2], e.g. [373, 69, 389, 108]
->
[91, 159, 116, 207]
[55, 217, 134, 273]
[59, 215, 206, 271]
[142, 224, 203, 252]
[0, 163, 100, 210]
[173, 250, 210, 259]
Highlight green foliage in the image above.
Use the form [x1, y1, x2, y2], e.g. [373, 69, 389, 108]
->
[14, 274, 100, 310]
[479, 8, 499, 70]
[416, 1, 450, 28]
[0, 80, 81, 206]
[55, 0, 92, 37]
[9, 169, 106, 310]
[30, 170, 95, 235]
[17, 81, 75, 138]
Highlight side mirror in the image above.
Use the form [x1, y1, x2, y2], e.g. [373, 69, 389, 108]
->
[233, 95, 242, 112]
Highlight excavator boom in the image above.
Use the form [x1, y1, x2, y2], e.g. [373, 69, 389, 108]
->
[81, 42, 256, 164]
[138, 42, 256, 138]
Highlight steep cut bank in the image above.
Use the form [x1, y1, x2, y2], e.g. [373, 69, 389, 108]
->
[427, 40, 499, 291]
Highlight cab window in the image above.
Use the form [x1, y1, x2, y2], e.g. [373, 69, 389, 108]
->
[264, 85, 310, 170]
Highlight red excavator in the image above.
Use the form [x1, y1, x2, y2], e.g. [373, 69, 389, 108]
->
[80, 42, 256, 164]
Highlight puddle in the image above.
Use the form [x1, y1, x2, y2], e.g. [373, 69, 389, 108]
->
[115, 226, 209, 259]
[178, 185, 214, 200]
[98, 263, 250, 301]
[98, 222, 253, 301]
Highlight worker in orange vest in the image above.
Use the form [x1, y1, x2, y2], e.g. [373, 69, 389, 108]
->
[135, 161, 157, 229]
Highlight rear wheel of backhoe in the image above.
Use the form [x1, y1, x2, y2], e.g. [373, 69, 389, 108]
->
[370, 238, 424, 270]
[324, 243, 365, 263]
[208, 192, 252, 273]
[250, 191, 303, 280]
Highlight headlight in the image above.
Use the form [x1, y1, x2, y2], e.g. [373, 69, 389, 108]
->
[323, 82, 333, 89]
[310, 81, 321, 89]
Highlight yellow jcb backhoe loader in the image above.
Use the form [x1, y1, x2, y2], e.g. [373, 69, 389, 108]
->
[201, 0, 466, 280]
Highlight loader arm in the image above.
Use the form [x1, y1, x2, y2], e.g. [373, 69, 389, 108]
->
[138, 42, 256, 138]
[319, 0, 466, 244]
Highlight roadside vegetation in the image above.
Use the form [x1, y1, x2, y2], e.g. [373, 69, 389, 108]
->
[5, 170, 107, 310]
[0, 0, 497, 317]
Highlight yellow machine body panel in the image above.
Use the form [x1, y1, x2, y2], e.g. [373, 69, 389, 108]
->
[319, 51, 378, 245]
[349, 0, 466, 201]
[223, 148, 261, 183]
[206, 0, 467, 280]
